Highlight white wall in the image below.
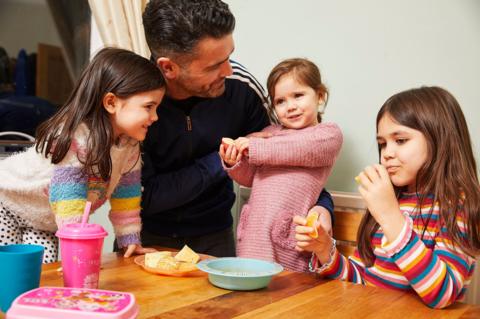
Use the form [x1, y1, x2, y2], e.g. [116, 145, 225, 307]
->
[0, 0, 61, 57]
[226, 0, 480, 192]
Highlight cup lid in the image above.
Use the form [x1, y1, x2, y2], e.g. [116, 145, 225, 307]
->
[56, 223, 108, 239]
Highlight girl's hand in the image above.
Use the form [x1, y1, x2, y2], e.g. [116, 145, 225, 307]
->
[219, 141, 242, 166]
[356, 164, 405, 241]
[123, 244, 157, 258]
[234, 137, 250, 157]
[293, 215, 334, 265]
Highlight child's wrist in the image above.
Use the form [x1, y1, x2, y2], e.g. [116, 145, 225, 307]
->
[316, 238, 336, 265]
[310, 238, 337, 273]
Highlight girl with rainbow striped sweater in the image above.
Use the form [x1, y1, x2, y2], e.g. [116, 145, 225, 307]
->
[0, 48, 165, 263]
[294, 86, 480, 308]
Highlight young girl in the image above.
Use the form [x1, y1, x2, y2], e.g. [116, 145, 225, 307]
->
[219, 58, 343, 272]
[0, 47, 165, 262]
[294, 86, 480, 308]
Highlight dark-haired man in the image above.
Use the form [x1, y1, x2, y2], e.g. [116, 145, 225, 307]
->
[140, 0, 334, 257]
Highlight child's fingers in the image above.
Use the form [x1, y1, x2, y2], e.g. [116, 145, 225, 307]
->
[295, 229, 314, 241]
[374, 164, 390, 181]
[123, 245, 136, 258]
[295, 245, 305, 252]
[219, 144, 227, 159]
[363, 165, 381, 183]
[293, 215, 306, 226]
[296, 240, 312, 249]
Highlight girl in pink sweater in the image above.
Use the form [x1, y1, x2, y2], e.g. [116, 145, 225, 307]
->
[219, 58, 343, 272]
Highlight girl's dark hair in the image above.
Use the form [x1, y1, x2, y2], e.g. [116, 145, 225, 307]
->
[143, 0, 235, 61]
[266, 58, 328, 123]
[35, 47, 165, 180]
[357, 86, 480, 265]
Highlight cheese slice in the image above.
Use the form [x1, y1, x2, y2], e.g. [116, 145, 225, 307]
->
[145, 251, 172, 268]
[174, 245, 200, 264]
[156, 256, 179, 270]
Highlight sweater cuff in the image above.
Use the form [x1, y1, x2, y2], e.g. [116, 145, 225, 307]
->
[381, 213, 413, 256]
[116, 233, 141, 248]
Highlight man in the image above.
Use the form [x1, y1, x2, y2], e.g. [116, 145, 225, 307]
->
[141, 0, 333, 257]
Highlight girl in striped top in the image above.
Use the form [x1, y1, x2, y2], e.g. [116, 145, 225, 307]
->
[294, 86, 480, 308]
[0, 48, 165, 262]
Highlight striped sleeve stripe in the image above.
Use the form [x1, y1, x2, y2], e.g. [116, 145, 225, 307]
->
[230, 60, 265, 94]
[229, 61, 269, 108]
[50, 183, 87, 201]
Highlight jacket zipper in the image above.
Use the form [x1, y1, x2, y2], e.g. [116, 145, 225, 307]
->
[186, 115, 192, 131]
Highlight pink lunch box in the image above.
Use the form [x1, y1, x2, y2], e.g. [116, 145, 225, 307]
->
[6, 287, 138, 319]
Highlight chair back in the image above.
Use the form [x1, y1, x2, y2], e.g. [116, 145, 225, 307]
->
[331, 191, 366, 257]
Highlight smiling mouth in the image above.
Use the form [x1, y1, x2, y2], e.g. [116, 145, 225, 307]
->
[288, 114, 302, 120]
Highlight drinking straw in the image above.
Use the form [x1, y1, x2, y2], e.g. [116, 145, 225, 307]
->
[81, 201, 92, 227]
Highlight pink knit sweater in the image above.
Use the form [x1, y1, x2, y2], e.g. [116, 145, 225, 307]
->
[225, 123, 343, 272]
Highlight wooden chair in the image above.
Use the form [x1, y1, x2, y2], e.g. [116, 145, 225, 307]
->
[331, 191, 366, 257]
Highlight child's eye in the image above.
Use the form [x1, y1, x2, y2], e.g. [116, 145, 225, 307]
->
[274, 99, 285, 106]
[378, 142, 386, 149]
[294, 93, 304, 99]
[396, 138, 407, 145]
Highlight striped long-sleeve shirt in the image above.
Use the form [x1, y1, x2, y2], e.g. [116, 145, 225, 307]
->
[0, 123, 142, 247]
[312, 193, 477, 308]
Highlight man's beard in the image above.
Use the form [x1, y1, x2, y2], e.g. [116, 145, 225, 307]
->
[176, 77, 226, 99]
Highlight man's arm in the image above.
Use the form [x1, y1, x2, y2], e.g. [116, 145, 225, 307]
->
[141, 151, 226, 215]
[313, 189, 335, 227]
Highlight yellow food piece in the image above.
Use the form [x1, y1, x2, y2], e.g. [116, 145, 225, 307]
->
[174, 245, 200, 264]
[145, 251, 173, 268]
[178, 262, 198, 272]
[156, 256, 180, 270]
[306, 211, 319, 238]
[354, 176, 361, 184]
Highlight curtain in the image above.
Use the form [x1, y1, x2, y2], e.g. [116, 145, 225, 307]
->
[88, 0, 150, 58]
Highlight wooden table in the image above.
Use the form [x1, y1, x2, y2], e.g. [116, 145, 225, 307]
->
[2, 252, 479, 318]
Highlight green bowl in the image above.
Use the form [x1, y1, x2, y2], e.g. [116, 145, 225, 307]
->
[197, 257, 283, 291]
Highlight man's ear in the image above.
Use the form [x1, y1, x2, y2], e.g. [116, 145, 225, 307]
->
[103, 92, 117, 114]
[157, 57, 179, 80]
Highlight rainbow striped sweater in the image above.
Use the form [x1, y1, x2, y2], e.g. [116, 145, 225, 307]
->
[311, 193, 477, 309]
[0, 124, 142, 248]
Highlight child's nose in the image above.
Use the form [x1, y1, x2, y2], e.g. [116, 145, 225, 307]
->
[382, 144, 395, 159]
[287, 100, 297, 111]
[150, 110, 159, 122]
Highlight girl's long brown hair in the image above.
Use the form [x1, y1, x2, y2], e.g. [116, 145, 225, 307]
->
[357, 86, 480, 266]
[36, 47, 165, 180]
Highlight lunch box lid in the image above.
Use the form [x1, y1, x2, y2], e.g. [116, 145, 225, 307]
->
[6, 287, 138, 319]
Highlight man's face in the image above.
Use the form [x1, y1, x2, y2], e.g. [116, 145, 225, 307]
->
[174, 34, 234, 99]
